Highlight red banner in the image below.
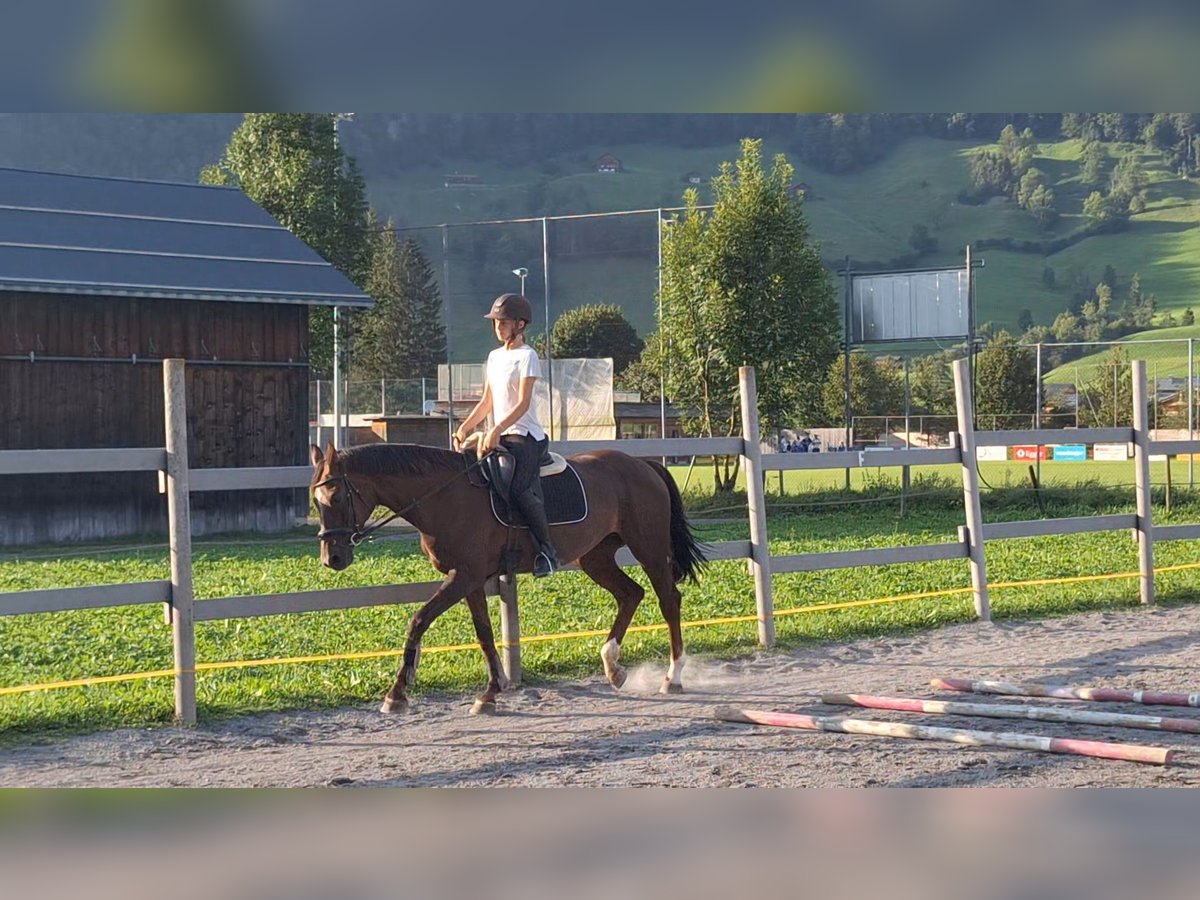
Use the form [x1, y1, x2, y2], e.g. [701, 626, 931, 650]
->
[1012, 445, 1051, 461]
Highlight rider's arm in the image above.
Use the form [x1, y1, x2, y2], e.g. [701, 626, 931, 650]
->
[455, 383, 493, 445]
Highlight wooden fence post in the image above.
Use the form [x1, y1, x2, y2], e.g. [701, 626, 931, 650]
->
[1131, 359, 1155, 605]
[163, 359, 196, 723]
[738, 366, 774, 647]
[952, 359, 990, 621]
[497, 575, 521, 685]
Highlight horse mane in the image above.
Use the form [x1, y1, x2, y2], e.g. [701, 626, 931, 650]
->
[339, 443, 462, 478]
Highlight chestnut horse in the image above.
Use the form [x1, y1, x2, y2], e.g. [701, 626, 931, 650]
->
[309, 442, 707, 714]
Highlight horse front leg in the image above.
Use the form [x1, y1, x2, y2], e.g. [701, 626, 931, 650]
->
[463, 588, 509, 716]
[382, 570, 474, 714]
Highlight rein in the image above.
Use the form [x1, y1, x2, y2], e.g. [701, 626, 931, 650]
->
[316, 453, 487, 546]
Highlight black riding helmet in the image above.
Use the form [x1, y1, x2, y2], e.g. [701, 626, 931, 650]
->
[484, 293, 534, 325]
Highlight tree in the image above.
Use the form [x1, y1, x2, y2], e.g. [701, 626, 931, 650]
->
[1018, 309, 1034, 333]
[1041, 266, 1056, 289]
[1080, 140, 1106, 186]
[1183, 308, 1196, 327]
[615, 334, 663, 402]
[660, 139, 839, 491]
[974, 331, 1037, 426]
[969, 147, 1014, 197]
[355, 219, 447, 382]
[533, 304, 644, 375]
[908, 353, 957, 415]
[200, 113, 372, 376]
[1082, 190, 1122, 228]
[821, 352, 902, 439]
[1016, 168, 1057, 227]
[1079, 347, 1138, 428]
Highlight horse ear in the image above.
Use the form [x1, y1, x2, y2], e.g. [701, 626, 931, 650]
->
[309, 444, 323, 469]
[325, 441, 338, 465]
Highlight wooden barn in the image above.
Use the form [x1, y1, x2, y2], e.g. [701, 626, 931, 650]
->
[0, 166, 372, 545]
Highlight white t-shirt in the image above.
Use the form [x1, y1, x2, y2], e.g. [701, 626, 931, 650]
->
[486, 344, 545, 440]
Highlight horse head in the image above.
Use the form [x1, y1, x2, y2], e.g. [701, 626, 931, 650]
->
[310, 441, 370, 571]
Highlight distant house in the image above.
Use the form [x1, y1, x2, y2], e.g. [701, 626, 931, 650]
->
[444, 173, 481, 188]
[684, 171, 703, 185]
[596, 154, 622, 174]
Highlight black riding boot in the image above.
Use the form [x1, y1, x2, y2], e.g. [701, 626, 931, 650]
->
[513, 486, 560, 577]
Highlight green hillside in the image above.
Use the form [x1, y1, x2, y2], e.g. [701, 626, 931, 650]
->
[1044, 322, 1200, 383]
[365, 135, 1200, 362]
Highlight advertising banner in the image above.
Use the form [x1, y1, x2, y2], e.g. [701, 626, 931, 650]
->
[1012, 445, 1051, 461]
[1052, 444, 1088, 461]
[1093, 443, 1130, 461]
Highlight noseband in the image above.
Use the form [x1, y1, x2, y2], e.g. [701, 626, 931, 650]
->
[314, 472, 369, 545]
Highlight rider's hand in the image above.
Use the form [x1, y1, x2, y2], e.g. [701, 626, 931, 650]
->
[481, 426, 501, 454]
[452, 430, 466, 451]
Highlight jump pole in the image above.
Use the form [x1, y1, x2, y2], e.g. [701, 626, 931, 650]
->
[933, 677, 1200, 708]
[713, 706, 1175, 766]
[823, 692, 1200, 735]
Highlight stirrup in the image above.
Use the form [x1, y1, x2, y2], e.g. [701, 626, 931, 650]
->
[533, 550, 559, 578]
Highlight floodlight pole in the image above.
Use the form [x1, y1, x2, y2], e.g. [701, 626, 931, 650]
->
[542, 217, 554, 439]
[332, 306, 342, 449]
[657, 209, 666, 455]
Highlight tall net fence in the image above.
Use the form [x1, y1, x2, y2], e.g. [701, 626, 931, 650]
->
[394, 211, 664, 369]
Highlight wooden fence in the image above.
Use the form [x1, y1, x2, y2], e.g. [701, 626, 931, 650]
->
[0, 358, 1188, 723]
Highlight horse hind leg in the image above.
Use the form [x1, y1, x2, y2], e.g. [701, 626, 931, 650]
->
[654, 575, 686, 695]
[626, 539, 686, 695]
[578, 536, 644, 690]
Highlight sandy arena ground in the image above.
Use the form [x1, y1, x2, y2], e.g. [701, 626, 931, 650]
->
[5, 604, 1200, 787]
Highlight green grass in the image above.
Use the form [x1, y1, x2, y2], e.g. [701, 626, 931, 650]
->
[6, 474, 1200, 743]
[366, 135, 1200, 348]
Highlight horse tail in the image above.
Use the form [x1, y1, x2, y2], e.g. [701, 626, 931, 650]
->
[643, 459, 708, 584]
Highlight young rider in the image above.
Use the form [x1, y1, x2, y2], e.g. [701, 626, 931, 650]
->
[453, 293, 560, 577]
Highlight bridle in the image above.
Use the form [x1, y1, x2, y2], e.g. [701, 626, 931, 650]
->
[314, 453, 489, 547]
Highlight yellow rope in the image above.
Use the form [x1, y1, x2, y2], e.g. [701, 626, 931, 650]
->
[4, 562, 1199, 697]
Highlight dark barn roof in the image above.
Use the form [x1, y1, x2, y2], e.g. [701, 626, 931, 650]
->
[0, 167, 372, 308]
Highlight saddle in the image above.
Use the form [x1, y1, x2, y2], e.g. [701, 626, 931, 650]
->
[461, 435, 587, 528]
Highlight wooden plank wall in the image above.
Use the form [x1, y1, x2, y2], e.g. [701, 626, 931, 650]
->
[0, 293, 310, 545]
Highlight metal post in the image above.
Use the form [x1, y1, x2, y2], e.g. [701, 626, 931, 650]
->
[314, 379, 322, 448]
[1154, 361, 1159, 432]
[1189, 338, 1195, 488]
[738, 366, 775, 647]
[542, 216, 554, 440]
[966, 245, 976, 420]
[1035, 342, 1042, 487]
[842, 256, 852, 490]
[902, 356, 911, 516]
[163, 359, 196, 723]
[332, 306, 342, 449]
[657, 209, 667, 463]
[952, 359, 990, 621]
[1131, 360, 1155, 605]
[498, 575, 521, 685]
[380, 379, 386, 416]
[443, 225, 455, 446]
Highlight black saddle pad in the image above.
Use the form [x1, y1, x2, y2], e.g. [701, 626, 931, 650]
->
[490, 464, 588, 528]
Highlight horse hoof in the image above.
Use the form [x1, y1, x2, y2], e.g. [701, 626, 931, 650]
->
[380, 696, 409, 715]
[471, 698, 497, 716]
[608, 668, 627, 690]
[660, 679, 683, 695]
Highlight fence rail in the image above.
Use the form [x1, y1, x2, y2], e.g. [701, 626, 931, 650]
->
[2, 358, 1198, 723]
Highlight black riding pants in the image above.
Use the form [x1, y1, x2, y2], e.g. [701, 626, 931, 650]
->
[499, 433, 547, 498]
